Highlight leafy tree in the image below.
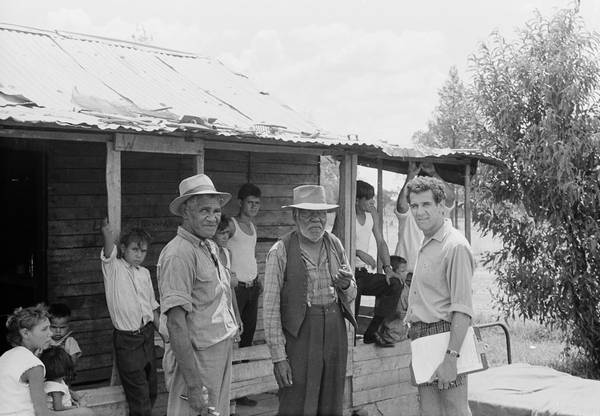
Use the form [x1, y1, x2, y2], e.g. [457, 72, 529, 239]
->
[470, 8, 600, 375]
[412, 66, 480, 149]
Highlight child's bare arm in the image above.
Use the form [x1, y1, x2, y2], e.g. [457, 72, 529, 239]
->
[50, 391, 68, 411]
[101, 218, 115, 257]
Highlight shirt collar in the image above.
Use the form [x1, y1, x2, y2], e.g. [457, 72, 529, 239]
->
[423, 218, 453, 245]
[177, 226, 203, 247]
[120, 257, 140, 270]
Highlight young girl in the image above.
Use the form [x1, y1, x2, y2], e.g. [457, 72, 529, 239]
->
[39, 346, 90, 413]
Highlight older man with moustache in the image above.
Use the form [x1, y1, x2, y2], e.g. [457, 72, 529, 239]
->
[263, 185, 357, 416]
[158, 174, 239, 416]
[405, 176, 475, 416]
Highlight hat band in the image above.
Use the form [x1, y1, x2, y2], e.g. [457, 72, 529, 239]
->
[181, 184, 219, 196]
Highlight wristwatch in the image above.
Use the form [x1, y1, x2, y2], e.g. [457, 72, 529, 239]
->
[446, 349, 460, 358]
[383, 264, 392, 272]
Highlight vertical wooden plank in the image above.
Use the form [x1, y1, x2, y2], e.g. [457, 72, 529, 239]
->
[338, 153, 357, 268]
[194, 151, 205, 174]
[464, 164, 471, 243]
[376, 159, 384, 273]
[106, 140, 121, 235]
[338, 152, 357, 397]
[106, 139, 121, 386]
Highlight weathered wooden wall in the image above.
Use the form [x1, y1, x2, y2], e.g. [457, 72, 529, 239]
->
[45, 139, 319, 385]
[352, 342, 419, 415]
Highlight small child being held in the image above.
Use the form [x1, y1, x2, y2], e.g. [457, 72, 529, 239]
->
[390, 255, 409, 316]
[213, 214, 243, 340]
[213, 214, 242, 416]
[48, 304, 81, 366]
[39, 347, 91, 414]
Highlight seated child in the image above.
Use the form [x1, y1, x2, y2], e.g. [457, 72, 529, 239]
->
[48, 304, 81, 366]
[390, 256, 409, 318]
[39, 346, 91, 414]
[376, 256, 409, 344]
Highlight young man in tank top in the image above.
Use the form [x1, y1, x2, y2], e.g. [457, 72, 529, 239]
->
[354, 180, 403, 347]
[228, 183, 262, 407]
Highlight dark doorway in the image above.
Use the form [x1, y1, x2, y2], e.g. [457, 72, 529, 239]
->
[0, 147, 46, 353]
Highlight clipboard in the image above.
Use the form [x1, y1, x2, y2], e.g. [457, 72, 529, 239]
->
[410, 326, 488, 385]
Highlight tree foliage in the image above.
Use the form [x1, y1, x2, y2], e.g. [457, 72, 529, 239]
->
[470, 8, 600, 375]
[413, 66, 481, 148]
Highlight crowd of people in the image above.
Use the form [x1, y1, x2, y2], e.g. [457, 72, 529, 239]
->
[0, 162, 475, 416]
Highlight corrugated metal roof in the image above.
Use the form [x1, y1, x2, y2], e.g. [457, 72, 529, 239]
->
[0, 23, 324, 139]
[0, 23, 503, 169]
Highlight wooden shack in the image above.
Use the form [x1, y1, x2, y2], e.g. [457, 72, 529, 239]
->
[0, 24, 502, 415]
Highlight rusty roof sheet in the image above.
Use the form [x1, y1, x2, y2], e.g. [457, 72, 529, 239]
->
[0, 23, 503, 169]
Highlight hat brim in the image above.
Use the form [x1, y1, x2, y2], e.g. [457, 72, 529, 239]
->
[170, 191, 232, 216]
[282, 202, 338, 211]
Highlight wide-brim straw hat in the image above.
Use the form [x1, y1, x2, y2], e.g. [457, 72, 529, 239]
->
[282, 185, 338, 211]
[169, 174, 232, 216]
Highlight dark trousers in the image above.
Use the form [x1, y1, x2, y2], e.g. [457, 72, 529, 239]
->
[235, 283, 260, 347]
[279, 302, 347, 416]
[113, 323, 157, 416]
[355, 268, 403, 336]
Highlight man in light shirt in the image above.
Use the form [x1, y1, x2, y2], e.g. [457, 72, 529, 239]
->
[404, 176, 475, 416]
[158, 174, 238, 416]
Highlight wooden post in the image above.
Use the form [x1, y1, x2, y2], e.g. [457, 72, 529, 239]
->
[195, 145, 205, 174]
[338, 154, 357, 269]
[337, 152, 357, 408]
[106, 139, 121, 386]
[376, 159, 384, 273]
[464, 164, 471, 243]
[106, 140, 121, 236]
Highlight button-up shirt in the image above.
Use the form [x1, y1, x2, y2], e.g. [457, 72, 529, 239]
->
[101, 246, 159, 331]
[263, 233, 357, 362]
[406, 219, 475, 323]
[157, 226, 237, 350]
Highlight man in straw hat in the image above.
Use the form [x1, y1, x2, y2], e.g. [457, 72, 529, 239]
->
[263, 185, 357, 416]
[157, 174, 239, 416]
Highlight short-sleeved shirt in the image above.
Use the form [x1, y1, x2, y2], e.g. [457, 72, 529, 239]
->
[0, 346, 45, 416]
[157, 226, 237, 350]
[44, 379, 72, 409]
[406, 219, 475, 323]
[394, 209, 423, 272]
[101, 246, 159, 331]
[49, 336, 81, 358]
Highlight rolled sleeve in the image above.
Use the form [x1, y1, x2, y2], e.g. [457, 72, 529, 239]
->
[100, 246, 118, 282]
[446, 244, 475, 318]
[158, 255, 194, 314]
[263, 241, 287, 363]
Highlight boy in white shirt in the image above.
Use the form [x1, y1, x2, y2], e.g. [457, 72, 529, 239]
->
[100, 219, 160, 416]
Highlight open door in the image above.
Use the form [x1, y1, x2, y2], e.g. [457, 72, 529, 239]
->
[0, 147, 46, 353]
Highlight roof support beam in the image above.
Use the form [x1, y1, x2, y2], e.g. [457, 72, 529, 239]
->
[376, 159, 384, 273]
[105, 140, 121, 241]
[464, 164, 472, 243]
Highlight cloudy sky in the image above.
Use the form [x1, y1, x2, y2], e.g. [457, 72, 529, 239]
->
[2, 0, 598, 147]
